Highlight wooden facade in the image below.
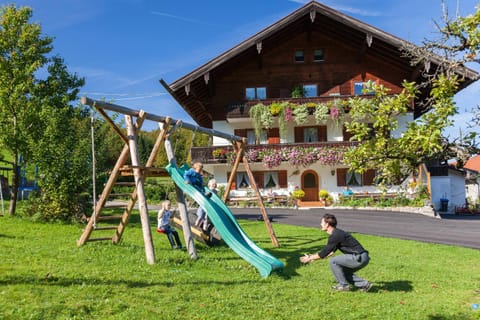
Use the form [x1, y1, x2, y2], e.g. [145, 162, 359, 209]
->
[164, 1, 478, 202]
[166, 1, 476, 128]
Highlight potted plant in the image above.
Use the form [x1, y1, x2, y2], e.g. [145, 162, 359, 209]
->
[249, 103, 273, 139]
[318, 189, 333, 206]
[291, 188, 305, 209]
[291, 85, 306, 98]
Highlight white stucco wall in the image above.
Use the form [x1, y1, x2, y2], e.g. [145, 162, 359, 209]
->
[207, 113, 415, 199]
[430, 170, 466, 213]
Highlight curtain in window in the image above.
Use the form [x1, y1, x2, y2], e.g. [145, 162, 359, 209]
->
[304, 127, 318, 142]
[264, 172, 279, 188]
[237, 172, 250, 188]
[346, 171, 362, 186]
[259, 130, 268, 144]
[247, 130, 256, 144]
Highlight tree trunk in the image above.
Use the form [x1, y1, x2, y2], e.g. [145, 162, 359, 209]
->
[8, 153, 18, 215]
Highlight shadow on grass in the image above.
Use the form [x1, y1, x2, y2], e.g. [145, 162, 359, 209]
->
[373, 280, 413, 292]
[263, 235, 328, 279]
[0, 274, 259, 288]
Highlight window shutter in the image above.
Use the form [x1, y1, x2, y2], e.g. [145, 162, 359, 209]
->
[278, 171, 287, 188]
[253, 171, 264, 188]
[336, 168, 347, 186]
[362, 170, 376, 186]
[294, 127, 304, 143]
[268, 128, 280, 144]
[318, 126, 327, 141]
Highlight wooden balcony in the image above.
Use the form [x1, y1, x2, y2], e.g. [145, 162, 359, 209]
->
[224, 94, 407, 120]
[191, 141, 357, 164]
[225, 96, 352, 120]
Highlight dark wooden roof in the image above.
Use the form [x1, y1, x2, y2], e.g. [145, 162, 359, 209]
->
[165, 1, 478, 128]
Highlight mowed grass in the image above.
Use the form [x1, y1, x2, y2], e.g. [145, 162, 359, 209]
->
[0, 211, 479, 320]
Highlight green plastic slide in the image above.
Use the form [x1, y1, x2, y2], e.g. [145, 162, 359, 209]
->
[166, 163, 284, 277]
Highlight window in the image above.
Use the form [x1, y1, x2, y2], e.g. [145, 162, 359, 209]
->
[229, 170, 288, 189]
[336, 168, 376, 186]
[314, 49, 324, 62]
[246, 130, 256, 144]
[237, 172, 250, 188]
[246, 129, 267, 144]
[353, 82, 375, 96]
[346, 171, 362, 186]
[294, 50, 304, 62]
[264, 172, 279, 188]
[304, 127, 318, 142]
[294, 126, 327, 142]
[246, 87, 266, 100]
[303, 84, 317, 97]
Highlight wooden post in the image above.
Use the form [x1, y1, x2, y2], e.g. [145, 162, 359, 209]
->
[222, 139, 245, 202]
[126, 114, 155, 265]
[165, 135, 197, 260]
[241, 155, 280, 247]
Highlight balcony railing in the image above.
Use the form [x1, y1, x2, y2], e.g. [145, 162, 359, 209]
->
[224, 94, 408, 119]
[225, 96, 353, 119]
[191, 141, 357, 164]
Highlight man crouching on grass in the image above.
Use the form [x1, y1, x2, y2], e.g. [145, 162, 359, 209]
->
[300, 213, 372, 292]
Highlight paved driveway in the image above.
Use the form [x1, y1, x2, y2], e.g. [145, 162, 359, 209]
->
[231, 207, 480, 250]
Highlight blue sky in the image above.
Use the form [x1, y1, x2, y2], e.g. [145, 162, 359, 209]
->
[3, 0, 480, 137]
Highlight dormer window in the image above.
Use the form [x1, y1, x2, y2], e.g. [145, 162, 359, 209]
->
[294, 50, 304, 63]
[246, 87, 266, 100]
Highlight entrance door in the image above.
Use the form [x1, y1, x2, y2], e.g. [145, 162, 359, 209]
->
[301, 170, 319, 201]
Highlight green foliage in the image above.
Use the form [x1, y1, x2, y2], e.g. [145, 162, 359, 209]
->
[313, 103, 329, 123]
[336, 192, 429, 208]
[291, 85, 306, 98]
[292, 104, 309, 125]
[0, 215, 478, 319]
[0, 5, 90, 218]
[343, 80, 450, 186]
[249, 103, 273, 139]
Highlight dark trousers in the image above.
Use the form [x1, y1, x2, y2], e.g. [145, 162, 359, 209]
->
[160, 225, 182, 249]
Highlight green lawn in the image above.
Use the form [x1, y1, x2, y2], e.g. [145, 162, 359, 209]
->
[0, 212, 479, 319]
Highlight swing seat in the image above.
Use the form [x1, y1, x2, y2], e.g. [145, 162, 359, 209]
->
[156, 228, 166, 234]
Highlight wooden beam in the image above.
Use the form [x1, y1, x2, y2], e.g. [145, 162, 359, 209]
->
[222, 139, 245, 203]
[95, 107, 128, 144]
[81, 96, 242, 142]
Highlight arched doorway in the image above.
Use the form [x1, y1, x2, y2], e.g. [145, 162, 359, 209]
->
[301, 170, 319, 201]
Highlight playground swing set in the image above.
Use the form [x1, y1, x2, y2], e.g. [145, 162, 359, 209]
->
[77, 97, 283, 277]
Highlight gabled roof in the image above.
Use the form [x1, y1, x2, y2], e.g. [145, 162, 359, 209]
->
[164, 1, 478, 128]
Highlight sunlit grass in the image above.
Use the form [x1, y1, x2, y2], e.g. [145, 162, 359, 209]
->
[0, 214, 479, 319]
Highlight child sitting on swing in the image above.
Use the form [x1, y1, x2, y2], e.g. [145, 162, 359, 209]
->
[184, 162, 212, 198]
[157, 200, 183, 249]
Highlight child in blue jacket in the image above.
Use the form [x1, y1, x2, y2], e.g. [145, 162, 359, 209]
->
[184, 162, 211, 198]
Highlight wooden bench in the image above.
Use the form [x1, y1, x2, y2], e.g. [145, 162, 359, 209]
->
[227, 197, 258, 207]
[263, 195, 289, 206]
[227, 195, 289, 207]
[341, 192, 397, 200]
